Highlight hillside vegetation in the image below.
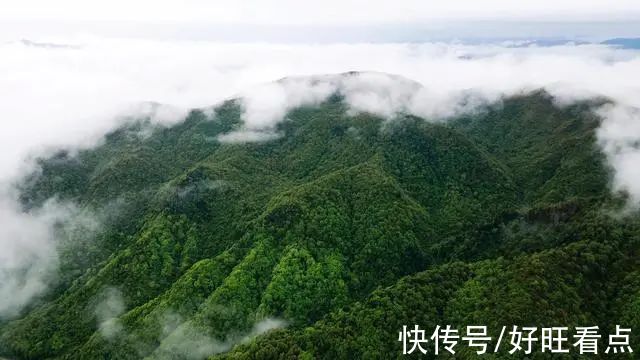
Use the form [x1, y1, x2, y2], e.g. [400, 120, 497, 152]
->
[1, 87, 638, 359]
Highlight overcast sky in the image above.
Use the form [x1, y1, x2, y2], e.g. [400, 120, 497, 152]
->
[2, 1, 639, 42]
[4, 0, 640, 23]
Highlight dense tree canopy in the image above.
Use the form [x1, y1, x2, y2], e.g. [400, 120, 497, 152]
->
[1, 90, 637, 359]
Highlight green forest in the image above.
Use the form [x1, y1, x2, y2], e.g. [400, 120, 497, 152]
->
[1, 90, 638, 359]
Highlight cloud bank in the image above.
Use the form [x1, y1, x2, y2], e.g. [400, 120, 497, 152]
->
[2, 38, 639, 180]
[0, 197, 81, 319]
[1, 38, 640, 317]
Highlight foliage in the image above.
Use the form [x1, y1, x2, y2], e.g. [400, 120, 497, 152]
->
[1, 91, 637, 360]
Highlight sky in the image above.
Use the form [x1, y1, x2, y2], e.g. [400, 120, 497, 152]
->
[3, 0, 640, 24]
[0, 1, 640, 319]
[1, 0, 640, 42]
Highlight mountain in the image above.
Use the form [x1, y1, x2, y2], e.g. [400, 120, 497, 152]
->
[601, 38, 640, 49]
[1, 76, 639, 360]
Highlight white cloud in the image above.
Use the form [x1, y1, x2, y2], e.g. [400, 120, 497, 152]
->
[597, 105, 640, 205]
[239, 78, 336, 130]
[0, 197, 78, 319]
[94, 287, 126, 340]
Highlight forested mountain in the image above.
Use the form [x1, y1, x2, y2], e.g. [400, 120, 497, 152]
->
[1, 79, 638, 360]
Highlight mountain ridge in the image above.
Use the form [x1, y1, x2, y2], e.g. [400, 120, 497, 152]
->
[1, 80, 637, 359]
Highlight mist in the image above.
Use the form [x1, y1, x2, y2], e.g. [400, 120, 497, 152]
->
[1, 37, 640, 317]
[0, 192, 102, 320]
[94, 287, 125, 340]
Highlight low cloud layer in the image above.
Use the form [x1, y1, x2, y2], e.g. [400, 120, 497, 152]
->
[3, 0, 639, 25]
[597, 105, 640, 204]
[1, 38, 640, 316]
[0, 196, 81, 319]
[1, 39, 639, 180]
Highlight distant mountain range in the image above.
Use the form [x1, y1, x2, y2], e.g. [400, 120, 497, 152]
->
[601, 37, 640, 49]
[460, 37, 640, 48]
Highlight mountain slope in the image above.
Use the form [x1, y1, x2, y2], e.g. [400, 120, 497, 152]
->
[0, 83, 634, 360]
